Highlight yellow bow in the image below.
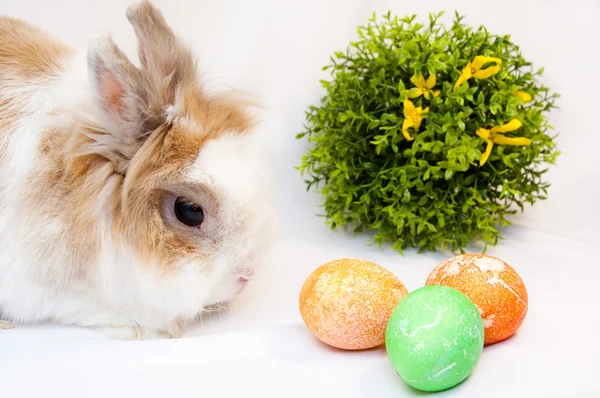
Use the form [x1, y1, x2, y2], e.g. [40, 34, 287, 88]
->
[453, 56, 502, 91]
[512, 91, 532, 102]
[407, 74, 440, 100]
[476, 119, 532, 166]
[402, 99, 428, 141]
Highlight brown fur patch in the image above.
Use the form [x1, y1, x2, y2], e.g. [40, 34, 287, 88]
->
[179, 85, 256, 142]
[0, 18, 94, 286]
[0, 17, 72, 79]
[0, 17, 73, 175]
[24, 128, 109, 285]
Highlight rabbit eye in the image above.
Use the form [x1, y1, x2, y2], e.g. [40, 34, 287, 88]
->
[174, 197, 204, 227]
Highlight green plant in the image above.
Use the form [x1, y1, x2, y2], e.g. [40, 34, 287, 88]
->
[297, 11, 560, 253]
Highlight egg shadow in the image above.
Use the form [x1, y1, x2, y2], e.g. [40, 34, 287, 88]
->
[262, 324, 462, 395]
[358, 360, 433, 397]
[358, 358, 480, 397]
[264, 323, 387, 365]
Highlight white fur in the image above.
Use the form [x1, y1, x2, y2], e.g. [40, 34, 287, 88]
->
[0, 44, 274, 339]
[190, 131, 275, 305]
[0, 68, 67, 324]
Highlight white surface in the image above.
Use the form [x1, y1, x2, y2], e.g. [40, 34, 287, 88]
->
[1, 0, 599, 397]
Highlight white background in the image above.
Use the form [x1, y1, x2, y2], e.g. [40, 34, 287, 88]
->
[1, 0, 599, 397]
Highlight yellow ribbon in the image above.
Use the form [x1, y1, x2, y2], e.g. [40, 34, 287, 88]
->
[407, 74, 440, 100]
[453, 56, 502, 91]
[402, 99, 428, 141]
[512, 91, 532, 102]
[476, 119, 532, 166]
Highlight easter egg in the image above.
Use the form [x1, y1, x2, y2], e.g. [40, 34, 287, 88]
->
[426, 253, 528, 345]
[299, 258, 408, 350]
[385, 285, 484, 392]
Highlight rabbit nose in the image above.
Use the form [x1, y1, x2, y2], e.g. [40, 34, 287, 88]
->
[237, 268, 254, 282]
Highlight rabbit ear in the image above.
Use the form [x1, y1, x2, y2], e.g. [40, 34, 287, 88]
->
[88, 36, 149, 142]
[126, 1, 196, 101]
[87, 35, 165, 171]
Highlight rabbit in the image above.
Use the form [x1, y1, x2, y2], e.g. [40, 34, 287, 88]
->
[0, 0, 275, 339]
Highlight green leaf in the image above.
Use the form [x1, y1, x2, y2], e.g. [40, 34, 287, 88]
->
[402, 189, 411, 203]
[477, 91, 485, 104]
[423, 169, 431, 180]
[398, 79, 405, 92]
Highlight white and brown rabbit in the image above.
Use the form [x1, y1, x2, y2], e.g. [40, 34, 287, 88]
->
[0, 0, 274, 339]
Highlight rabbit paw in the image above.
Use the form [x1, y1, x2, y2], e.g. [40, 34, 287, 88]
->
[99, 322, 184, 340]
[0, 320, 15, 330]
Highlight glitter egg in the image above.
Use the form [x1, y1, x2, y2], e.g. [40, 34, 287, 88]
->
[426, 253, 528, 345]
[385, 285, 484, 392]
[299, 258, 408, 350]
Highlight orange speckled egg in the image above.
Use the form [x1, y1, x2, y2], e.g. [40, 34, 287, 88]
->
[299, 258, 408, 350]
[426, 253, 528, 345]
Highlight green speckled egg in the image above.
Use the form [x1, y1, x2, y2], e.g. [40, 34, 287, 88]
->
[385, 285, 484, 392]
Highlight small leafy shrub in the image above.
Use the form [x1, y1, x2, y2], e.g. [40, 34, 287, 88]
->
[297, 12, 560, 253]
